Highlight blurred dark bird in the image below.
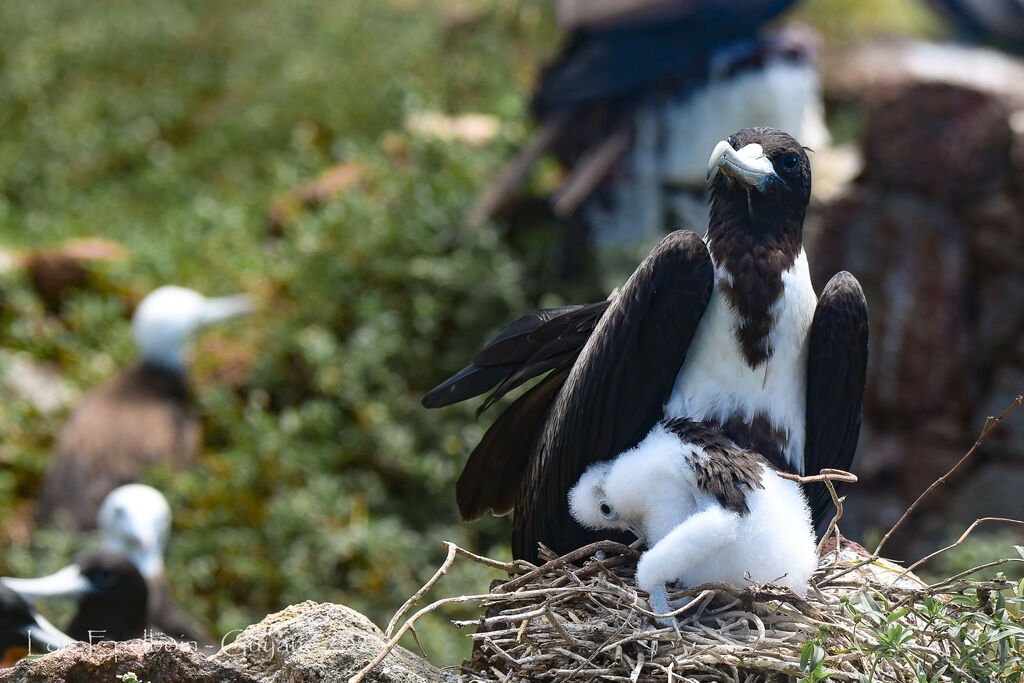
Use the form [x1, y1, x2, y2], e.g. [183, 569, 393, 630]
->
[0, 585, 74, 666]
[98, 484, 216, 650]
[35, 286, 253, 529]
[2, 551, 148, 642]
[18, 238, 127, 314]
[427, 128, 869, 562]
[927, 0, 1024, 52]
[471, 0, 828, 250]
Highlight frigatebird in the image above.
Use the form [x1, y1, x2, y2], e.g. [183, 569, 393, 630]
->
[425, 127, 868, 562]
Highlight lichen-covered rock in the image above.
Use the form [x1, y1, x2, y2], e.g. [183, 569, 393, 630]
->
[212, 601, 443, 683]
[0, 635, 255, 683]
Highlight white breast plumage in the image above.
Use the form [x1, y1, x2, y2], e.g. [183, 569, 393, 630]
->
[665, 245, 817, 471]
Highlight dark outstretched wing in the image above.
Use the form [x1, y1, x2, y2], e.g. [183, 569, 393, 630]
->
[422, 302, 609, 415]
[804, 271, 869, 528]
[513, 230, 714, 560]
[424, 302, 609, 522]
[455, 366, 570, 521]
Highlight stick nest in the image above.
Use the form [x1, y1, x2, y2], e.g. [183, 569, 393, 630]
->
[444, 538, 1019, 683]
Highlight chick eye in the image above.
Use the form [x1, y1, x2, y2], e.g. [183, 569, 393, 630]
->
[781, 153, 799, 171]
[598, 502, 615, 519]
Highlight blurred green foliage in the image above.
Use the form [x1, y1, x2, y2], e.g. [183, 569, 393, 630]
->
[0, 0, 559, 664]
[0, 0, 993, 669]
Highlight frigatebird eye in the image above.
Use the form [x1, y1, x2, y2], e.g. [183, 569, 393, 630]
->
[781, 153, 799, 171]
[598, 501, 614, 519]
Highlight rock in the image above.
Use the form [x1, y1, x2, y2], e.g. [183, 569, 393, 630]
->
[812, 187, 975, 423]
[860, 82, 1012, 203]
[0, 636, 255, 683]
[0, 350, 77, 414]
[825, 40, 1024, 107]
[212, 601, 443, 683]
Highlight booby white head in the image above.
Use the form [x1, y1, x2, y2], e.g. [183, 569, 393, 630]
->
[132, 285, 254, 371]
[97, 484, 171, 581]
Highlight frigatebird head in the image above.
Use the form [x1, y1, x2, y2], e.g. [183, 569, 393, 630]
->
[98, 484, 171, 581]
[132, 285, 254, 371]
[706, 127, 811, 225]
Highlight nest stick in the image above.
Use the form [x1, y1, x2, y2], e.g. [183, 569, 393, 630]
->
[873, 395, 1022, 557]
[894, 516, 1024, 582]
[386, 541, 458, 638]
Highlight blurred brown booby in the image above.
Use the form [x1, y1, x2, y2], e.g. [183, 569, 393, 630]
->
[35, 286, 253, 529]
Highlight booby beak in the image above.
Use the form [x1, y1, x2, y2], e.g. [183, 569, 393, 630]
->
[132, 538, 165, 582]
[706, 140, 779, 191]
[199, 293, 255, 325]
[1, 565, 92, 600]
[20, 612, 75, 651]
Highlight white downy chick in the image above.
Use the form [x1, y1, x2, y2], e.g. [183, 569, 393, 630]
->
[569, 422, 817, 621]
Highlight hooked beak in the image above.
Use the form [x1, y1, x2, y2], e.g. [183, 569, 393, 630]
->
[706, 140, 779, 192]
[1, 565, 92, 601]
[20, 612, 75, 650]
[199, 293, 255, 326]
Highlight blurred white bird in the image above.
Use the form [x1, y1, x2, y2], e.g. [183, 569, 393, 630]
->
[98, 484, 216, 650]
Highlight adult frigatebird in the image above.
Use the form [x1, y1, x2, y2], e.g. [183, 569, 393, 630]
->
[425, 127, 868, 562]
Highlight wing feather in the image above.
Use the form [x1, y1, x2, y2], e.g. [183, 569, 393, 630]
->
[422, 302, 608, 411]
[805, 271, 869, 527]
[455, 367, 570, 521]
[513, 230, 714, 560]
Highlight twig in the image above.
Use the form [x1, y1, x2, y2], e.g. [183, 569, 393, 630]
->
[496, 540, 640, 593]
[451, 544, 534, 575]
[919, 558, 1024, 594]
[386, 541, 458, 638]
[349, 590, 495, 683]
[776, 468, 858, 484]
[815, 479, 845, 557]
[895, 517, 1024, 582]
[873, 395, 1022, 557]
